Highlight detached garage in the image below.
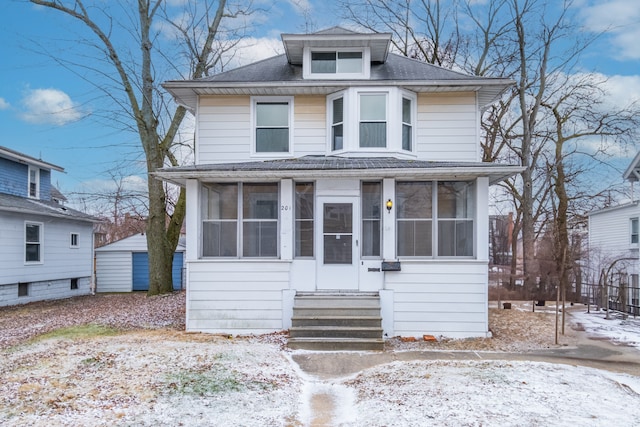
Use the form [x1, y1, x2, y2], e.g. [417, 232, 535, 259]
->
[95, 233, 185, 292]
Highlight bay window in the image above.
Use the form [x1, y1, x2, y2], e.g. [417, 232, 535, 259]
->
[396, 181, 475, 258]
[359, 93, 387, 148]
[332, 97, 344, 151]
[402, 97, 412, 151]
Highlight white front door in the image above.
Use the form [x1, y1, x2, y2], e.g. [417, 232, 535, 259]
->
[316, 197, 359, 290]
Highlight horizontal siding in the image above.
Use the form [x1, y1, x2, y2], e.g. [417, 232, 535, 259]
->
[293, 95, 326, 156]
[186, 261, 290, 334]
[416, 92, 478, 162]
[0, 212, 94, 285]
[197, 96, 251, 164]
[95, 252, 132, 292]
[0, 277, 91, 307]
[386, 261, 489, 338]
[588, 204, 640, 274]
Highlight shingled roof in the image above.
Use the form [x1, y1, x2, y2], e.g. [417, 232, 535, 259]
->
[0, 192, 98, 223]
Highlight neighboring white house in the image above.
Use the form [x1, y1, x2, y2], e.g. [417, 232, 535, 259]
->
[588, 153, 640, 293]
[95, 233, 186, 292]
[156, 27, 523, 347]
[0, 146, 97, 307]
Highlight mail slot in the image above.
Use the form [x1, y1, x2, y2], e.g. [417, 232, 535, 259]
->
[381, 261, 401, 271]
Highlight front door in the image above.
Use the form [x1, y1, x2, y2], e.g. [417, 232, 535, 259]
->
[316, 197, 359, 290]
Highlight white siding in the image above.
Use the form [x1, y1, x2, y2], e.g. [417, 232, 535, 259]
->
[95, 251, 132, 292]
[0, 277, 91, 307]
[0, 211, 94, 286]
[588, 203, 640, 276]
[197, 96, 251, 164]
[186, 261, 291, 334]
[293, 96, 327, 156]
[416, 93, 479, 162]
[385, 261, 489, 338]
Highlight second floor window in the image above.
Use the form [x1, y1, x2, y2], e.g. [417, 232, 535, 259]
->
[311, 51, 363, 74]
[255, 100, 291, 153]
[631, 217, 639, 245]
[28, 166, 39, 198]
[359, 93, 387, 148]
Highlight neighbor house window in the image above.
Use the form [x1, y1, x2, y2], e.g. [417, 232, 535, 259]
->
[28, 166, 39, 198]
[25, 222, 42, 263]
[331, 97, 344, 151]
[402, 97, 412, 151]
[311, 51, 363, 74]
[70, 233, 79, 248]
[18, 283, 29, 297]
[201, 183, 279, 258]
[362, 182, 382, 257]
[359, 93, 387, 148]
[396, 181, 475, 257]
[631, 217, 639, 245]
[254, 99, 291, 153]
[295, 182, 314, 257]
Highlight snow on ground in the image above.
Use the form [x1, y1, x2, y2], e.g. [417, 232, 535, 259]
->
[1, 296, 640, 426]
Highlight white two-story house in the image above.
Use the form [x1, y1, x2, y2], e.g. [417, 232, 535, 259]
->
[0, 146, 97, 306]
[157, 27, 522, 349]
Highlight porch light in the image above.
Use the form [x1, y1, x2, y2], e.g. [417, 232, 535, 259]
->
[386, 199, 393, 213]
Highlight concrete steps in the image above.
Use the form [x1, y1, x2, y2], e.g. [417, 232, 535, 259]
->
[288, 292, 384, 351]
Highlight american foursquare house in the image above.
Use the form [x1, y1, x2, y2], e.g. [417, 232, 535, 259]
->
[0, 146, 96, 307]
[156, 27, 522, 349]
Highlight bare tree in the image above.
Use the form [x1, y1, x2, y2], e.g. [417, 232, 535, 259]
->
[28, 0, 252, 295]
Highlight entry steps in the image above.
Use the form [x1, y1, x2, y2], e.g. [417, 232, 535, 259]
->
[288, 292, 384, 351]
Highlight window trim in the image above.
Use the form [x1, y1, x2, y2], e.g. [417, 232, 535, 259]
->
[28, 166, 40, 199]
[303, 47, 370, 79]
[251, 96, 294, 157]
[25, 221, 44, 264]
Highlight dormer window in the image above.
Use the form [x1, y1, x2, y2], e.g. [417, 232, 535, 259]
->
[311, 51, 363, 74]
[303, 48, 370, 79]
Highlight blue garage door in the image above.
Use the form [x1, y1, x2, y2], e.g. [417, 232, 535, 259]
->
[132, 252, 184, 291]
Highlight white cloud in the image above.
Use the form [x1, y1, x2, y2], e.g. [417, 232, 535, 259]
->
[20, 88, 84, 126]
[222, 36, 285, 69]
[0, 97, 9, 110]
[579, 0, 640, 60]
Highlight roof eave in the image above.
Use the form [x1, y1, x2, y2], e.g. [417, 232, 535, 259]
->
[153, 165, 524, 187]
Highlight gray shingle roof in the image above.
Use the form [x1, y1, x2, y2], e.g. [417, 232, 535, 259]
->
[0, 193, 99, 223]
[154, 156, 524, 186]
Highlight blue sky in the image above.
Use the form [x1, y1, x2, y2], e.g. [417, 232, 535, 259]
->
[0, 0, 639, 209]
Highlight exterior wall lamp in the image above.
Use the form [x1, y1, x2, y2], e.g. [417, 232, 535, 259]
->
[386, 199, 393, 213]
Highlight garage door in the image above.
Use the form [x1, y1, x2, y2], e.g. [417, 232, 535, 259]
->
[132, 252, 184, 291]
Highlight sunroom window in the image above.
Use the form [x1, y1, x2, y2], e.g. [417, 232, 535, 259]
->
[295, 182, 314, 257]
[396, 181, 475, 258]
[362, 182, 382, 257]
[201, 183, 279, 258]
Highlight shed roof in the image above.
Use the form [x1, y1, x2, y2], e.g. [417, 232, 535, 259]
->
[95, 233, 186, 252]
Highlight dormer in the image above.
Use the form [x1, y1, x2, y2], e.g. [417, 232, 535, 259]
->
[281, 27, 392, 80]
[0, 146, 63, 201]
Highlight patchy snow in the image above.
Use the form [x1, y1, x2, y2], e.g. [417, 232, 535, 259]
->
[1, 296, 640, 426]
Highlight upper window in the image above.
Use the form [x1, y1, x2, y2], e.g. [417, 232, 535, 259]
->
[331, 97, 344, 151]
[311, 51, 363, 74]
[396, 181, 475, 258]
[631, 217, 639, 245]
[359, 93, 387, 148]
[201, 183, 279, 258]
[25, 222, 43, 263]
[254, 99, 292, 154]
[28, 166, 39, 199]
[402, 97, 413, 151]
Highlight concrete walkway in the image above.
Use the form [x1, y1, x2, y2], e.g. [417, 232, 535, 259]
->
[290, 312, 640, 426]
